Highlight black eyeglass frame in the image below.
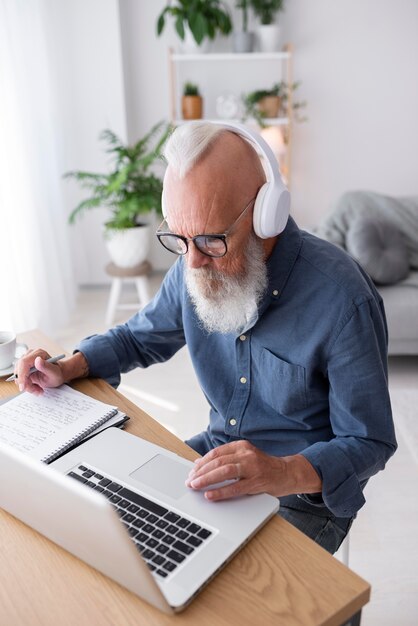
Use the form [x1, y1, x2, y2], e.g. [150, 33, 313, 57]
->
[155, 196, 256, 258]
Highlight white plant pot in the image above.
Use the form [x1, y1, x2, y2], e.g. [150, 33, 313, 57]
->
[179, 25, 210, 54]
[105, 225, 151, 268]
[257, 24, 281, 53]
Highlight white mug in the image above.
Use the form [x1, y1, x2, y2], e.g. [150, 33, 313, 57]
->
[0, 331, 25, 370]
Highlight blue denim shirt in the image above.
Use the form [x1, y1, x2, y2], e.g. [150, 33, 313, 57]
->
[77, 217, 397, 518]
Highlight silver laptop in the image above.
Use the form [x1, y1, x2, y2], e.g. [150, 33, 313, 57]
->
[0, 427, 279, 613]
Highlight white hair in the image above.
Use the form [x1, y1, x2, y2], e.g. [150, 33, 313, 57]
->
[163, 121, 227, 178]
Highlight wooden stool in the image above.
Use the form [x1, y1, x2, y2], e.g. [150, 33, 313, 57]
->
[105, 261, 152, 325]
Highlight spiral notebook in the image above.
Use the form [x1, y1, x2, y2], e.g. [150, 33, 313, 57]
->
[0, 385, 122, 464]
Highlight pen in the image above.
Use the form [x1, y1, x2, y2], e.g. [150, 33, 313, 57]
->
[6, 354, 66, 382]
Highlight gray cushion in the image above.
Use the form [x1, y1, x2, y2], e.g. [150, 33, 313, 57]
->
[377, 272, 418, 344]
[346, 217, 409, 285]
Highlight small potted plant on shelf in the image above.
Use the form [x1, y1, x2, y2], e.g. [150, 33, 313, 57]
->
[242, 82, 285, 126]
[182, 82, 203, 120]
[250, 0, 285, 52]
[233, 0, 255, 53]
[65, 121, 170, 268]
[242, 81, 306, 127]
[156, 0, 232, 54]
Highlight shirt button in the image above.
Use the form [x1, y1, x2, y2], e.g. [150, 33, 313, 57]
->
[229, 418, 237, 426]
[272, 289, 279, 296]
[240, 377, 247, 384]
[239, 335, 246, 341]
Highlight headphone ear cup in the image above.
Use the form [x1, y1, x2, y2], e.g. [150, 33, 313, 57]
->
[252, 183, 269, 238]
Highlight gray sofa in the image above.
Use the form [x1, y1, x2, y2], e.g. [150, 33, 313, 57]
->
[314, 191, 418, 355]
[378, 272, 418, 355]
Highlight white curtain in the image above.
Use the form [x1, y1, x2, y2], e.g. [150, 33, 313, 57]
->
[0, 0, 75, 333]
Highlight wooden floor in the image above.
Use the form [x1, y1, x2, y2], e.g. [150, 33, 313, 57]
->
[54, 283, 418, 626]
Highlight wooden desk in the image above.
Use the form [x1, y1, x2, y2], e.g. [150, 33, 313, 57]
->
[0, 330, 370, 626]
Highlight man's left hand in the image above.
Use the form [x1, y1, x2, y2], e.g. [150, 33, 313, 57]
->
[185, 440, 296, 501]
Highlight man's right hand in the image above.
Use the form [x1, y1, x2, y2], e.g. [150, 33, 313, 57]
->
[14, 349, 89, 395]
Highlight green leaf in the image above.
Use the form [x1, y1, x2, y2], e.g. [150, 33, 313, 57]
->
[63, 170, 107, 184]
[175, 15, 185, 40]
[214, 7, 232, 34]
[189, 12, 207, 44]
[68, 196, 103, 224]
[157, 13, 165, 36]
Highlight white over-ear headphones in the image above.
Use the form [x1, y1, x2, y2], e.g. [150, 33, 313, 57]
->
[162, 122, 291, 239]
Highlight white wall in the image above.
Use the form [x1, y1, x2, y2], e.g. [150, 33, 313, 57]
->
[119, 0, 175, 271]
[46, 0, 127, 285]
[280, 0, 418, 227]
[119, 0, 418, 233]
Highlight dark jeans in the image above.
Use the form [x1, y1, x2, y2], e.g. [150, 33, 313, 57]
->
[185, 432, 353, 554]
[278, 494, 354, 554]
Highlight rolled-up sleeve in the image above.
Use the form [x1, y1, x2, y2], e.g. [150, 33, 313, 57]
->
[301, 297, 397, 517]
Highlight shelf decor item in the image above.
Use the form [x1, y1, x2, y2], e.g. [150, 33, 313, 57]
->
[233, 0, 255, 53]
[242, 82, 285, 126]
[250, 0, 285, 52]
[156, 0, 232, 54]
[216, 92, 240, 119]
[182, 82, 203, 120]
[242, 81, 306, 127]
[65, 122, 170, 268]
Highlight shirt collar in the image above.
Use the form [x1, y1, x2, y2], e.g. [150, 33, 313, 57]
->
[266, 215, 302, 298]
[241, 216, 302, 333]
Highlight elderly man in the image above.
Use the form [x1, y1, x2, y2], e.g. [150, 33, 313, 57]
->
[16, 122, 397, 554]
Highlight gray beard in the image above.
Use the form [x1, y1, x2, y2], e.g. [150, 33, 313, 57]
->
[184, 234, 268, 335]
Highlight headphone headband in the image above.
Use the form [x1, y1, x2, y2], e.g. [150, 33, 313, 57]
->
[218, 122, 290, 238]
[218, 122, 280, 188]
[162, 122, 291, 239]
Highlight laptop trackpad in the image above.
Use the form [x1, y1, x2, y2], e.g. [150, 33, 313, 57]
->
[129, 454, 190, 500]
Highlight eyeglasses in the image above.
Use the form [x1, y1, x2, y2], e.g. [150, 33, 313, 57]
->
[156, 196, 256, 258]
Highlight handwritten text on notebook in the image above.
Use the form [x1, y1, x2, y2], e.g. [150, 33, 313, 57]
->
[0, 385, 117, 461]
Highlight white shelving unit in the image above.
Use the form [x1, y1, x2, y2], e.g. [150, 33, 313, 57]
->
[168, 45, 294, 182]
[172, 117, 289, 126]
[170, 51, 291, 62]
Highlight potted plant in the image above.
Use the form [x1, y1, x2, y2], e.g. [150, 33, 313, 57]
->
[250, 0, 285, 52]
[182, 82, 203, 120]
[157, 0, 232, 54]
[242, 82, 285, 126]
[65, 121, 170, 268]
[233, 1, 255, 53]
[242, 81, 306, 127]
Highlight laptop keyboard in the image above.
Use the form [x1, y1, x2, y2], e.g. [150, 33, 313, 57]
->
[67, 464, 213, 580]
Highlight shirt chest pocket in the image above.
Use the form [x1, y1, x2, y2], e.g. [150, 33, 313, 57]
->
[259, 348, 307, 416]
